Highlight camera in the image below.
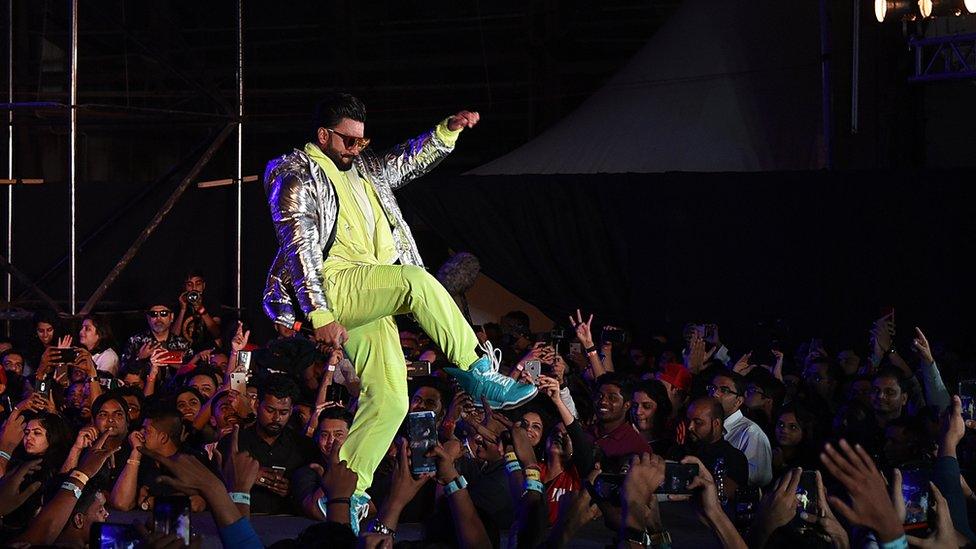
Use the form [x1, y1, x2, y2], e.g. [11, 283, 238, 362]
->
[186, 290, 201, 304]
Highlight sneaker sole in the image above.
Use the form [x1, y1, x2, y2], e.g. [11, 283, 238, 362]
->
[486, 387, 539, 411]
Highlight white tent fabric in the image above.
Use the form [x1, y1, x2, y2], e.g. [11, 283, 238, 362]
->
[470, 0, 825, 175]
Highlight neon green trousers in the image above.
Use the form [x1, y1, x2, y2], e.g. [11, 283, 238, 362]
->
[326, 263, 480, 494]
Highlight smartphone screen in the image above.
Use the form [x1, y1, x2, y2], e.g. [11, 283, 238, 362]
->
[523, 359, 542, 381]
[592, 473, 624, 505]
[325, 384, 344, 405]
[153, 495, 191, 544]
[36, 379, 51, 398]
[796, 471, 820, 516]
[654, 462, 699, 495]
[902, 468, 931, 531]
[56, 347, 78, 364]
[237, 350, 252, 373]
[90, 522, 142, 548]
[406, 361, 431, 379]
[960, 380, 976, 423]
[407, 411, 437, 475]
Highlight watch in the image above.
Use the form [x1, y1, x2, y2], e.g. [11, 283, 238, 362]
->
[649, 530, 672, 548]
[622, 527, 651, 547]
[366, 519, 395, 539]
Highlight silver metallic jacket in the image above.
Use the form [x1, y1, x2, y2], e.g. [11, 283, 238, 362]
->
[262, 125, 455, 327]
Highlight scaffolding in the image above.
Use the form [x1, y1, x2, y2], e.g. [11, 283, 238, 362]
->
[1, 0, 248, 325]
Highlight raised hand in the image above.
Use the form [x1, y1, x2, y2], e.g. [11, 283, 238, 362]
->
[73, 425, 99, 450]
[77, 431, 121, 478]
[755, 468, 802, 535]
[819, 439, 903, 543]
[139, 445, 223, 496]
[0, 459, 43, 516]
[912, 327, 935, 367]
[429, 439, 464, 485]
[445, 391, 474, 423]
[137, 340, 158, 361]
[221, 426, 260, 493]
[732, 352, 754, 376]
[389, 439, 432, 505]
[57, 335, 73, 349]
[687, 332, 708, 374]
[797, 471, 849, 549]
[446, 110, 480, 131]
[536, 375, 560, 401]
[905, 483, 957, 548]
[621, 453, 665, 515]
[510, 423, 537, 467]
[569, 309, 595, 348]
[231, 321, 251, 354]
[320, 442, 357, 500]
[314, 321, 348, 352]
[0, 413, 25, 453]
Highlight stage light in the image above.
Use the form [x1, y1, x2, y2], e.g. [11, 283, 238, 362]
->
[875, 0, 915, 21]
[919, 0, 972, 16]
[966, 0, 976, 13]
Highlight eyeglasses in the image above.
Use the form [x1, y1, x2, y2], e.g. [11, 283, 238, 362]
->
[327, 129, 370, 150]
[707, 384, 739, 396]
[745, 386, 768, 398]
[146, 310, 171, 318]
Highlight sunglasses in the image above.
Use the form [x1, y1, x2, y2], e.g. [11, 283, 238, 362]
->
[146, 310, 171, 318]
[327, 129, 370, 150]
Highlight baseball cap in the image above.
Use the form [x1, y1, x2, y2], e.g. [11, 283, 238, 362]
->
[657, 362, 692, 392]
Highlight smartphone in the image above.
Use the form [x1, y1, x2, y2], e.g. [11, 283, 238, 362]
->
[407, 411, 437, 475]
[55, 347, 79, 364]
[569, 342, 582, 356]
[654, 462, 699, 495]
[90, 521, 143, 548]
[959, 380, 976, 423]
[158, 350, 184, 365]
[153, 495, 191, 545]
[591, 473, 624, 505]
[523, 359, 542, 382]
[1, 395, 13, 414]
[795, 471, 820, 516]
[902, 468, 932, 532]
[271, 465, 286, 479]
[237, 350, 252, 373]
[406, 361, 431, 379]
[97, 377, 122, 390]
[230, 372, 247, 394]
[36, 379, 51, 398]
[602, 327, 628, 345]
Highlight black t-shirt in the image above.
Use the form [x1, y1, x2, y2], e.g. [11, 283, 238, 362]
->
[668, 439, 750, 489]
[218, 425, 314, 514]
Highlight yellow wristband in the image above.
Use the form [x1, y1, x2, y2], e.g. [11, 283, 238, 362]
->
[524, 468, 542, 482]
[504, 452, 518, 463]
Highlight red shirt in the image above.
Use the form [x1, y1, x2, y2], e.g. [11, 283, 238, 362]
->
[590, 421, 653, 460]
[540, 462, 581, 524]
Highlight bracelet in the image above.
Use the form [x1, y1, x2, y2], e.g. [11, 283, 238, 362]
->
[61, 481, 82, 499]
[69, 469, 90, 486]
[524, 468, 542, 482]
[443, 475, 468, 496]
[366, 519, 396, 539]
[0, 450, 11, 461]
[126, 458, 141, 466]
[584, 345, 598, 354]
[228, 492, 251, 505]
[523, 478, 544, 495]
[880, 535, 908, 549]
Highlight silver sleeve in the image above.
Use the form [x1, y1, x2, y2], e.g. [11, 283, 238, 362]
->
[380, 126, 454, 190]
[262, 250, 296, 327]
[267, 172, 330, 316]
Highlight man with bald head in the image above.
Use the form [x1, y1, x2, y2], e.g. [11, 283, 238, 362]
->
[668, 396, 749, 494]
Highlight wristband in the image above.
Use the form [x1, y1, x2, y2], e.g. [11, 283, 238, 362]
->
[584, 345, 598, 354]
[504, 451, 518, 462]
[69, 469, 90, 486]
[443, 475, 468, 496]
[524, 468, 542, 482]
[229, 492, 251, 505]
[61, 481, 82, 499]
[127, 459, 141, 466]
[523, 478, 544, 495]
[0, 450, 11, 461]
[880, 535, 908, 549]
[505, 460, 523, 473]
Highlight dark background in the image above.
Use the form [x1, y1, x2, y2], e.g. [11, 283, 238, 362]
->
[2, 1, 975, 351]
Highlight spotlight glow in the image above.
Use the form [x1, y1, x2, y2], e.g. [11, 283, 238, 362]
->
[876, 0, 888, 21]
[919, 0, 933, 16]
[966, 0, 976, 12]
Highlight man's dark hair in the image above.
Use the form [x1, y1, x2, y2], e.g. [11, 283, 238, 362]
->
[258, 373, 299, 403]
[144, 405, 185, 444]
[746, 369, 786, 408]
[873, 365, 909, 393]
[210, 390, 232, 414]
[185, 366, 221, 389]
[310, 93, 366, 140]
[595, 372, 631, 395]
[183, 268, 206, 281]
[712, 369, 746, 397]
[91, 390, 130, 418]
[317, 407, 354, 429]
[409, 376, 451, 405]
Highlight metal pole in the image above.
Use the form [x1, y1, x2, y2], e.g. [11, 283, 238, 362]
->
[235, 0, 243, 311]
[6, 0, 13, 333]
[819, 0, 834, 169]
[69, 0, 78, 314]
[851, 0, 860, 134]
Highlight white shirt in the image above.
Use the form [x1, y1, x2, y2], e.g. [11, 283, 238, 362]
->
[723, 409, 772, 486]
[93, 348, 120, 376]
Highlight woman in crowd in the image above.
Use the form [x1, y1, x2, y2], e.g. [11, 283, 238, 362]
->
[770, 403, 820, 476]
[78, 315, 120, 376]
[629, 379, 673, 453]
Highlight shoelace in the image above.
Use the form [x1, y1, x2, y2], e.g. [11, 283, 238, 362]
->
[478, 340, 504, 373]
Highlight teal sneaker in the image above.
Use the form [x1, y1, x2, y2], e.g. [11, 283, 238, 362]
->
[349, 492, 371, 536]
[445, 341, 537, 410]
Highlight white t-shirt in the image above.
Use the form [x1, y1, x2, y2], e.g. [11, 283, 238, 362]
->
[93, 348, 120, 376]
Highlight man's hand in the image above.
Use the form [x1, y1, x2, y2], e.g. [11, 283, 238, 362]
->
[0, 411, 26, 452]
[686, 331, 708, 374]
[510, 423, 537, 467]
[74, 347, 97, 376]
[320, 443, 357, 500]
[140, 445, 223, 496]
[137, 340, 159, 361]
[129, 430, 146, 451]
[680, 456, 723, 521]
[430, 439, 463, 485]
[569, 309, 595, 348]
[447, 110, 480, 131]
[537, 375, 561, 402]
[445, 391, 474, 423]
[314, 321, 348, 351]
[905, 483, 957, 549]
[257, 466, 290, 497]
[912, 327, 935, 367]
[819, 439, 903, 543]
[732, 352, 754, 376]
[388, 439, 432, 506]
[73, 425, 99, 450]
[77, 431, 121, 478]
[754, 468, 802, 535]
[221, 426, 260, 493]
[941, 395, 970, 455]
[230, 321, 251, 355]
[0, 459, 42, 516]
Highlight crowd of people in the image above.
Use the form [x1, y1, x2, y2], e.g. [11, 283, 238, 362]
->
[0, 272, 974, 548]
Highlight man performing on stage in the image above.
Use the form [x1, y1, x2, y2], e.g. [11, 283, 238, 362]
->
[261, 93, 536, 528]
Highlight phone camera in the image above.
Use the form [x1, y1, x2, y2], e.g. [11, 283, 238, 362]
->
[186, 291, 201, 304]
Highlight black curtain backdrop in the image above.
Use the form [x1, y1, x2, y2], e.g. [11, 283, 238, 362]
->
[399, 170, 976, 352]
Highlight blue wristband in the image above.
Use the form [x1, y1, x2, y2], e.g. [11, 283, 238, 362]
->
[880, 535, 908, 549]
[505, 460, 522, 473]
[523, 478, 544, 494]
[0, 450, 11, 461]
[61, 481, 82, 499]
[228, 492, 251, 505]
[443, 475, 468, 496]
